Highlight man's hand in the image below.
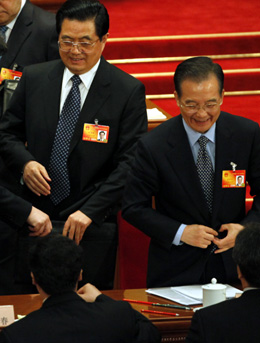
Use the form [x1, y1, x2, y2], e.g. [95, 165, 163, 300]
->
[181, 224, 218, 248]
[77, 283, 101, 302]
[63, 210, 92, 245]
[213, 223, 244, 253]
[23, 161, 51, 196]
[27, 206, 52, 237]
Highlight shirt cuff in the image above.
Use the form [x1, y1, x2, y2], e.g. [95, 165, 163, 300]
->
[172, 224, 186, 245]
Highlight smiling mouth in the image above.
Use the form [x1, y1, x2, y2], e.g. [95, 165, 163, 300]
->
[194, 118, 210, 123]
[70, 57, 83, 62]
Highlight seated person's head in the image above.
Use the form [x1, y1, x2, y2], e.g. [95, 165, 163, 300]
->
[29, 234, 83, 296]
[232, 222, 260, 288]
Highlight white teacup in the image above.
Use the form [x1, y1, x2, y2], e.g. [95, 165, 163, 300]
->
[202, 278, 226, 307]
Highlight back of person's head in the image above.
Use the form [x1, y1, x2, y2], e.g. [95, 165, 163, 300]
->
[232, 223, 260, 287]
[29, 234, 83, 295]
[56, 0, 109, 40]
[174, 56, 224, 97]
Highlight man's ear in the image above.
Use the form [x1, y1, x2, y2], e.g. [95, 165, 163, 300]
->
[237, 265, 243, 280]
[174, 91, 180, 107]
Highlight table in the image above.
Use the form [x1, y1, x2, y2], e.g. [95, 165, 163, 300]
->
[146, 99, 172, 131]
[0, 288, 194, 342]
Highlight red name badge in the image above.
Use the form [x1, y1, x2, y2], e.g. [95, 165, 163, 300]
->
[0, 68, 22, 84]
[222, 170, 246, 188]
[82, 123, 109, 143]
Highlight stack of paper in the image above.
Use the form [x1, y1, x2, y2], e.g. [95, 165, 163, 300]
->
[147, 108, 167, 120]
[146, 285, 243, 306]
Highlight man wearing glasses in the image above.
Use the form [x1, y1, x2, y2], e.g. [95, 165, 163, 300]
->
[123, 56, 260, 288]
[0, 0, 147, 293]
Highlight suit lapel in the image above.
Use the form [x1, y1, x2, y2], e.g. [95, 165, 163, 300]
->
[69, 57, 111, 155]
[0, 2, 33, 70]
[212, 112, 235, 220]
[43, 61, 64, 146]
[166, 116, 211, 220]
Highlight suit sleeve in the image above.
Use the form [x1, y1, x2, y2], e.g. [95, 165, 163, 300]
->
[45, 25, 60, 62]
[131, 309, 162, 343]
[0, 68, 36, 179]
[241, 122, 260, 224]
[122, 137, 182, 249]
[96, 294, 161, 343]
[78, 81, 148, 225]
[0, 331, 9, 343]
[0, 186, 31, 228]
[185, 311, 206, 343]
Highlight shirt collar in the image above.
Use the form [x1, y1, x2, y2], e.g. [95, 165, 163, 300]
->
[182, 118, 216, 147]
[244, 287, 259, 292]
[63, 59, 100, 89]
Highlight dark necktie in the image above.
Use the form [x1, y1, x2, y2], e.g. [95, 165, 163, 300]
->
[196, 135, 214, 212]
[0, 26, 7, 59]
[0, 26, 8, 42]
[49, 75, 82, 205]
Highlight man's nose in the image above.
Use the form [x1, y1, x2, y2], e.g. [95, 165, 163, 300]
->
[196, 107, 208, 116]
[71, 44, 81, 52]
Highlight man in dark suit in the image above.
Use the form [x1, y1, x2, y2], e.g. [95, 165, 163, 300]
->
[0, 185, 52, 294]
[0, 234, 161, 343]
[0, 0, 59, 190]
[122, 57, 260, 288]
[0, 31, 52, 295]
[0, 185, 51, 234]
[0, 0, 147, 291]
[186, 222, 260, 343]
[0, 0, 59, 72]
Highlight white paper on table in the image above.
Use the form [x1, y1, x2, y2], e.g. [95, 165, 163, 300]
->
[146, 287, 200, 305]
[146, 285, 243, 306]
[147, 108, 167, 120]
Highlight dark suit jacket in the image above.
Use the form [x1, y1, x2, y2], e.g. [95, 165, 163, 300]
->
[0, 186, 31, 227]
[0, 0, 59, 72]
[122, 113, 260, 287]
[0, 57, 147, 224]
[0, 292, 161, 343]
[186, 289, 260, 343]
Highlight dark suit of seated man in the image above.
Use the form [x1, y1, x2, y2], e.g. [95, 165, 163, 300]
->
[186, 222, 260, 343]
[0, 234, 161, 343]
[0, 185, 52, 294]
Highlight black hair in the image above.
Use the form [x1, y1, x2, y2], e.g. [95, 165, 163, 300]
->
[232, 223, 260, 287]
[29, 234, 83, 295]
[174, 56, 224, 97]
[56, 0, 109, 40]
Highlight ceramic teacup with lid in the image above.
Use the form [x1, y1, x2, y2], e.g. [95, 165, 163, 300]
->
[202, 278, 226, 307]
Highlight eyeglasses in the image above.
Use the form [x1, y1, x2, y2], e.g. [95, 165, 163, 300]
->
[180, 100, 222, 115]
[58, 39, 99, 52]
